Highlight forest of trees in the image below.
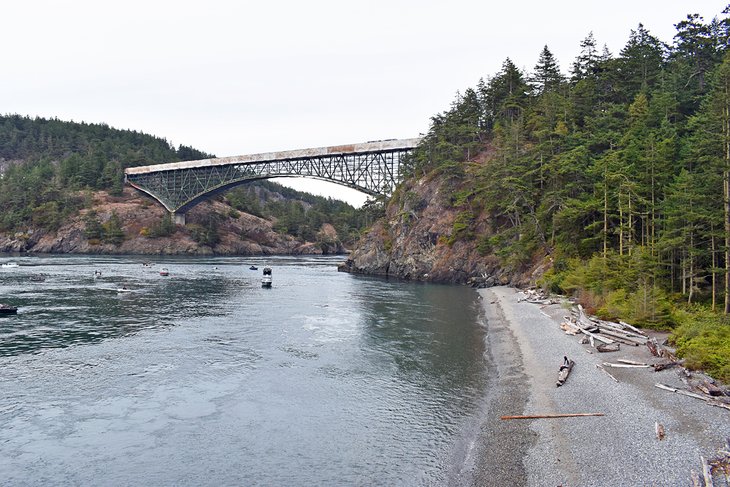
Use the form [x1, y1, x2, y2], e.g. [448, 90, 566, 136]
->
[400, 8, 730, 379]
[224, 181, 381, 245]
[0, 115, 376, 246]
[0, 115, 212, 231]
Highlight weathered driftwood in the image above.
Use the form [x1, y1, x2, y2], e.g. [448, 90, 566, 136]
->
[646, 338, 679, 361]
[647, 338, 660, 357]
[578, 326, 615, 345]
[596, 342, 620, 353]
[690, 470, 702, 487]
[560, 322, 581, 335]
[594, 327, 647, 345]
[518, 289, 559, 305]
[701, 455, 714, 487]
[576, 305, 594, 328]
[661, 348, 678, 361]
[655, 421, 666, 440]
[572, 307, 616, 345]
[603, 362, 651, 369]
[596, 332, 642, 346]
[619, 320, 648, 336]
[655, 383, 730, 411]
[617, 359, 648, 366]
[500, 412, 604, 420]
[596, 364, 619, 383]
[596, 320, 649, 340]
[697, 381, 724, 397]
[653, 361, 682, 372]
[557, 356, 575, 387]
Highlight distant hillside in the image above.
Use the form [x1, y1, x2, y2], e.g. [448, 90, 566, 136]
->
[0, 115, 379, 251]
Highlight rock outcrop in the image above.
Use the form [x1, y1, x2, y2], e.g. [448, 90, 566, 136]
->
[340, 174, 548, 287]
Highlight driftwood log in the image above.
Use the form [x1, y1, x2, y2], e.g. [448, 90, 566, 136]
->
[701, 455, 714, 487]
[557, 356, 575, 387]
[653, 361, 681, 372]
[596, 342, 620, 353]
[619, 320, 647, 336]
[500, 412, 604, 420]
[655, 383, 730, 411]
[602, 362, 652, 369]
[617, 359, 648, 366]
[690, 470, 702, 487]
[647, 338, 660, 356]
[697, 381, 724, 397]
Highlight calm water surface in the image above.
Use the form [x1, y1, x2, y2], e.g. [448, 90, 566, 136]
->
[0, 255, 488, 486]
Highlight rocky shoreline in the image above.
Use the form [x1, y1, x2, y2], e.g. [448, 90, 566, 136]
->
[466, 287, 730, 487]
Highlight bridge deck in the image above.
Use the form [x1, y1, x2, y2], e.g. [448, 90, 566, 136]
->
[125, 138, 422, 175]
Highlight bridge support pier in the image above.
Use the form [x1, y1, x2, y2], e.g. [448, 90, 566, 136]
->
[173, 212, 186, 226]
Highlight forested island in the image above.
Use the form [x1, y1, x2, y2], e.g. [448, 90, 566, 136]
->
[2, 7, 730, 382]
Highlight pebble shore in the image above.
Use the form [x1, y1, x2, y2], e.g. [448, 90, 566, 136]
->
[462, 286, 730, 487]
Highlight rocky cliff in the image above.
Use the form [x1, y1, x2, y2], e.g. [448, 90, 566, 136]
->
[339, 173, 549, 287]
[0, 188, 346, 256]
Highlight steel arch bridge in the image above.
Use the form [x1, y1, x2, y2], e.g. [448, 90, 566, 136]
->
[124, 138, 421, 224]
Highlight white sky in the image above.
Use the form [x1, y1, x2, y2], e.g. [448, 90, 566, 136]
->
[2, 1, 727, 206]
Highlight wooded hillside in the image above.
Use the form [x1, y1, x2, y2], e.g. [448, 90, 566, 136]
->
[397, 9, 730, 380]
[0, 115, 375, 246]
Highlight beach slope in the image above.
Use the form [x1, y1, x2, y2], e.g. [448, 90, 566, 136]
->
[467, 286, 730, 487]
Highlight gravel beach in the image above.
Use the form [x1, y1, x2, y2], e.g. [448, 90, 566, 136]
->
[463, 286, 730, 487]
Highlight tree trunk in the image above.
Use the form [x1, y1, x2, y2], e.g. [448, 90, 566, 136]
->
[603, 159, 608, 259]
[688, 231, 694, 305]
[619, 191, 624, 256]
[628, 192, 633, 256]
[725, 78, 730, 314]
[710, 229, 717, 311]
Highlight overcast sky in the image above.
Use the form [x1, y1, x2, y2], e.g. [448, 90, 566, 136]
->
[2, 1, 727, 206]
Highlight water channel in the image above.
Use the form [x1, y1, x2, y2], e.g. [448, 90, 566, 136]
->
[0, 255, 489, 486]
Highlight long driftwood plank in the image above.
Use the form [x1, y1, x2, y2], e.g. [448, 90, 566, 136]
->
[603, 362, 652, 368]
[655, 383, 730, 411]
[500, 413, 605, 420]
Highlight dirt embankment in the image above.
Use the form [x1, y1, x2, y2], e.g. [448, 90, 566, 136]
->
[0, 188, 346, 256]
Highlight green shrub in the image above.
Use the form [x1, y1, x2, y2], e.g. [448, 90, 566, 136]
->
[150, 213, 176, 238]
[671, 311, 730, 383]
[448, 210, 475, 244]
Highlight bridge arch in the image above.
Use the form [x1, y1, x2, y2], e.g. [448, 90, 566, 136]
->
[124, 138, 420, 224]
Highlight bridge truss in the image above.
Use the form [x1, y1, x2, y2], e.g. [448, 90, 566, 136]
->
[125, 138, 420, 222]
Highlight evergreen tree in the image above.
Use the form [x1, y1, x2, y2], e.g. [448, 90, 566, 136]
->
[103, 211, 125, 245]
[615, 24, 666, 101]
[532, 45, 564, 94]
[571, 32, 600, 81]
